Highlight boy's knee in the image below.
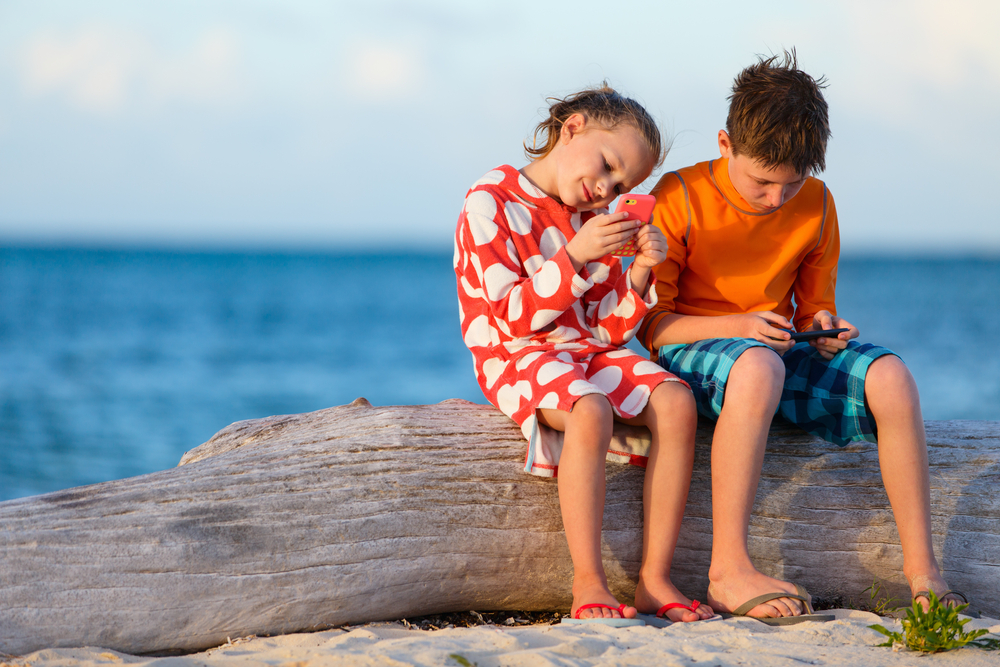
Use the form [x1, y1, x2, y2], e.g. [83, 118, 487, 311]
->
[865, 355, 917, 397]
[730, 347, 785, 391]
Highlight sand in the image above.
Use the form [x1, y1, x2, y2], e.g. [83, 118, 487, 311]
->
[5, 610, 998, 667]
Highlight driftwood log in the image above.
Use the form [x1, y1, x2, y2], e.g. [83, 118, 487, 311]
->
[1, 398, 998, 656]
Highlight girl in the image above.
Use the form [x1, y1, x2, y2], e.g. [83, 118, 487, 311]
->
[454, 85, 713, 624]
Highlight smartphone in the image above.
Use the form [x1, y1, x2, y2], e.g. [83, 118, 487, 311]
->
[787, 328, 850, 342]
[611, 194, 656, 257]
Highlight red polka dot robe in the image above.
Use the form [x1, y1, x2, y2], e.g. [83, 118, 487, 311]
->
[454, 165, 685, 477]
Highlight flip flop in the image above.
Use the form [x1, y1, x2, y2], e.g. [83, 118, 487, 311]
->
[636, 600, 723, 627]
[721, 583, 835, 626]
[912, 590, 979, 618]
[561, 603, 645, 626]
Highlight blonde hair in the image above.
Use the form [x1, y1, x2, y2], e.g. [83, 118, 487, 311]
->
[525, 82, 666, 170]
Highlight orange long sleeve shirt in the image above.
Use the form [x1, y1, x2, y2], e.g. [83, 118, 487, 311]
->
[637, 159, 840, 351]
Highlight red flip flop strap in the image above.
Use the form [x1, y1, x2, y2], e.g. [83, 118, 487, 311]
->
[575, 603, 627, 619]
[656, 600, 699, 616]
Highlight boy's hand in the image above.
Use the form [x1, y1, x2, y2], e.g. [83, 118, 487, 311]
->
[631, 224, 667, 269]
[565, 211, 642, 269]
[737, 311, 796, 354]
[808, 310, 859, 360]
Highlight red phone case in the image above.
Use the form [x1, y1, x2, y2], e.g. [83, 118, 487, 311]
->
[611, 194, 656, 256]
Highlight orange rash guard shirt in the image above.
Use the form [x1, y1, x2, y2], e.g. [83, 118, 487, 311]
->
[637, 158, 840, 351]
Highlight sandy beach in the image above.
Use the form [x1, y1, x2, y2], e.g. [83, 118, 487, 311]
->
[7, 610, 998, 667]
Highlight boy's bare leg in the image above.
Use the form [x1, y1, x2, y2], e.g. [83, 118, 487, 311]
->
[864, 355, 953, 611]
[705, 348, 809, 619]
[624, 382, 715, 622]
[539, 394, 637, 620]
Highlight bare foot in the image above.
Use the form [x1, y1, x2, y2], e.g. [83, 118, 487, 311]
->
[908, 573, 966, 612]
[635, 574, 715, 622]
[707, 567, 808, 620]
[570, 581, 637, 620]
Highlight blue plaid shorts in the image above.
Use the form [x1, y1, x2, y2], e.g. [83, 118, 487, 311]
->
[656, 338, 897, 446]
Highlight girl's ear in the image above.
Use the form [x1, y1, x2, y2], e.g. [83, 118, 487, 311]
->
[560, 113, 587, 143]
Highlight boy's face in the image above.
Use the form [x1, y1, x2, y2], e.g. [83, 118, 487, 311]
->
[718, 130, 808, 212]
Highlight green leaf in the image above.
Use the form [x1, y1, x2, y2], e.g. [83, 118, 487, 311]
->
[870, 590, 994, 653]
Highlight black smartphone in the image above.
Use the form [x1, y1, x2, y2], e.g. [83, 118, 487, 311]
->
[787, 327, 850, 342]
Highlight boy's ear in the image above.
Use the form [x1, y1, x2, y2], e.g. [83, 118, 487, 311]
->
[561, 113, 587, 143]
[718, 130, 734, 158]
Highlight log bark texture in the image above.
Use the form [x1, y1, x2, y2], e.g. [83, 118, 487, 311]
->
[1, 398, 998, 656]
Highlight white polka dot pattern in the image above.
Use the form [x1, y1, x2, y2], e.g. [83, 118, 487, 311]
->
[453, 165, 677, 474]
[538, 392, 560, 409]
[539, 227, 567, 260]
[484, 263, 518, 302]
[531, 261, 561, 298]
[464, 315, 491, 348]
[633, 360, 666, 376]
[482, 357, 506, 389]
[589, 366, 623, 394]
[518, 173, 542, 197]
[505, 201, 533, 235]
[474, 170, 506, 187]
[530, 309, 562, 330]
[620, 385, 651, 416]
[586, 261, 611, 285]
[537, 360, 574, 385]
[523, 254, 543, 277]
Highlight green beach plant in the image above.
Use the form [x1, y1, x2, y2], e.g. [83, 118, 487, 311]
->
[860, 578, 901, 616]
[869, 590, 998, 653]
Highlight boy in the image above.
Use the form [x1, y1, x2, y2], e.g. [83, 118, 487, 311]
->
[637, 51, 961, 622]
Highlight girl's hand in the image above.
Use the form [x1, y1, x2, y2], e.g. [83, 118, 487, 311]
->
[631, 224, 667, 269]
[565, 211, 641, 270]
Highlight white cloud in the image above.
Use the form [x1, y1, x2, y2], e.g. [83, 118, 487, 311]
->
[344, 41, 425, 102]
[17, 23, 244, 115]
[829, 1, 1000, 122]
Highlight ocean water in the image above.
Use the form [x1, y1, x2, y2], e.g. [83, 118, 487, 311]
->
[1, 247, 998, 501]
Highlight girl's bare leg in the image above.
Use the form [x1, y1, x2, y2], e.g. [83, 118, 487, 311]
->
[624, 382, 715, 622]
[539, 394, 636, 620]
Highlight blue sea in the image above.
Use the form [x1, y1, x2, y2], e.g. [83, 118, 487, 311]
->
[1, 247, 998, 502]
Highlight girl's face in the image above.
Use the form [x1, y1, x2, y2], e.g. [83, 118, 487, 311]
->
[547, 114, 654, 210]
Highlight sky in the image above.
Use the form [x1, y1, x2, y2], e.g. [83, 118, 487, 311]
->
[1, 0, 998, 254]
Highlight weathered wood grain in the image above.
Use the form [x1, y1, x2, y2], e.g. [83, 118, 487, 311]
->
[1, 398, 997, 656]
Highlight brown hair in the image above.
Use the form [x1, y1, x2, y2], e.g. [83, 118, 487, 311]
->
[525, 82, 666, 171]
[726, 49, 830, 174]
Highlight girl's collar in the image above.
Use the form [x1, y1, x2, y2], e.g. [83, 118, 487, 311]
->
[504, 165, 577, 213]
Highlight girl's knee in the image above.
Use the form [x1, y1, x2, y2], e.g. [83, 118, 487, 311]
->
[648, 381, 696, 418]
[570, 393, 614, 426]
